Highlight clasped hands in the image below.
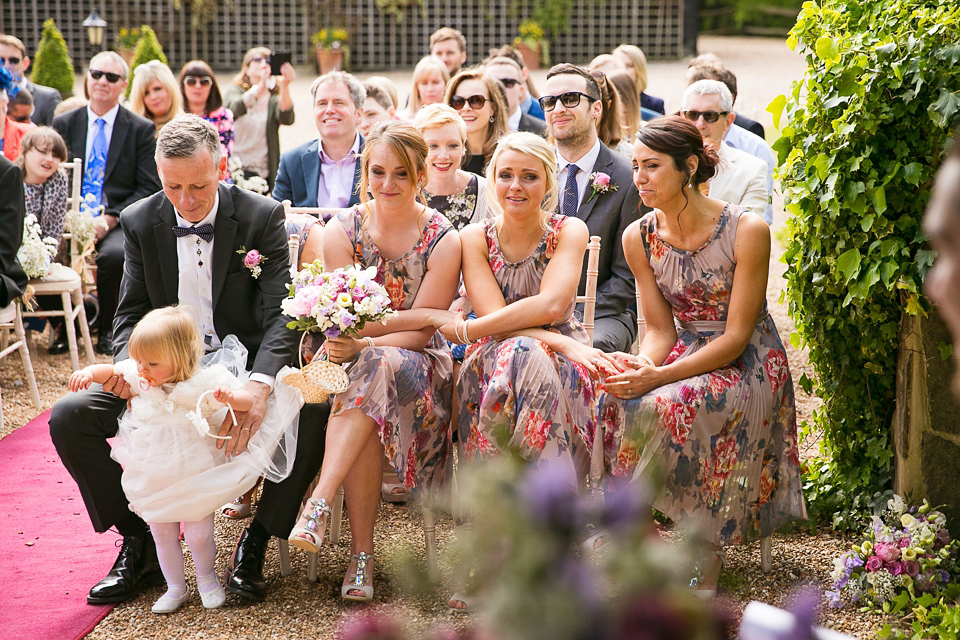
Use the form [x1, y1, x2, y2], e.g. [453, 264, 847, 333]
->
[602, 353, 664, 399]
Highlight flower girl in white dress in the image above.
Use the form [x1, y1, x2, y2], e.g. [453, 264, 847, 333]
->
[69, 306, 302, 613]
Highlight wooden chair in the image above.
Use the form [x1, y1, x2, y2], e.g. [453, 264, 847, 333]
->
[60, 158, 97, 293]
[0, 302, 42, 429]
[22, 264, 96, 370]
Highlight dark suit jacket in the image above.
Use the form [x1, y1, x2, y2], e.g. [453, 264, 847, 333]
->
[641, 92, 665, 115]
[272, 135, 365, 208]
[735, 113, 765, 140]
[518, 112, 547, 137]
[52, 106, 161, 218]
[0, 156, 27, 307]
[572, 144, 643, 332]
[27, 81, 62, 126]
[114, 184, 298, 377]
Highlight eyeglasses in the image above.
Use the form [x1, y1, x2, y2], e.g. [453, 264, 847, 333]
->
[89, 69, 124, 83]
[681, 110, 729, 124]
[250, 56, 267, 64]
[184, 75, 213, 87]
[0, 56, 21, 66]
[450, 94, 487, 110]
[539, 91, 597, 112]
[496, 78, 520, 89]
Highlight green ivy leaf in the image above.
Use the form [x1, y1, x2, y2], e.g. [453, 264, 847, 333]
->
[816, 36, 840, 62]
[768, 94, 787, 130]
[903, 162, 924, 186]
[939, 341, 954, 361]
[837, 248, 862, 283]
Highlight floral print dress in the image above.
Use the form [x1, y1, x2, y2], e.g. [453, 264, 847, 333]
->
[597, 205, 807, 546]
[422, 174, 492, 231]
[330, 207, 455, 492]
[458, 214, 601, 484]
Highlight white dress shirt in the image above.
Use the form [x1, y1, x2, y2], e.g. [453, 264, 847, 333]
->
[84, 103, 120, 163]
[507, 107, 522, 132]
[557, 138, 602, 211]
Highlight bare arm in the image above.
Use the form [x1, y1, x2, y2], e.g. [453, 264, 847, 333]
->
[68, 364, 119, 392]
[213, 386, 255, 412]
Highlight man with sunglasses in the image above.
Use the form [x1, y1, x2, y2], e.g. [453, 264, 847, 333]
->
[0, 34, 61, 126]
[541, 63, 643, 354]
[53, 51, 161, 355]
[681, 79, 769, 223]
[484, 56, 546, 136]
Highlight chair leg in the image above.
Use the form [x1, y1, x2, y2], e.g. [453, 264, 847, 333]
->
[73, 287, 95, 364]
[14, 308, 41, 410]
[760, 536, 772, 573]
[330, 485, 344, 544]
[278, 538, 292, 577]
[61, 291, 79, 371]
[423, 505, 439, 583]
[306, 550, 318, 583]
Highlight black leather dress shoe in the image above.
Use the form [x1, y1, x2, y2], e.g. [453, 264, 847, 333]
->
[225, 528, 268, 602]
[47, 326, 69, 355]
[87, 532, 163, 604]
[94, 333, 114, 356]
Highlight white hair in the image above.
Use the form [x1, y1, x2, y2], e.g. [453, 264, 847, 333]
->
[682, 79, 734, 113]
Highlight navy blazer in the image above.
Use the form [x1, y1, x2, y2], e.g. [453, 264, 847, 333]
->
[734, 113, 766, 140]
[640, 92, 665, 115]
[272, 135, 365, 208]
[0, 156, 27, 307]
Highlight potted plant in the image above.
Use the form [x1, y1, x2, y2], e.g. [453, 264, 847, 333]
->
[114, 27, 140, 67]
[311, 28, 349, 74]
[513, 20, 549, 70]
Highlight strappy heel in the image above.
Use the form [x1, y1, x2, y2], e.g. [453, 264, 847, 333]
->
[288, 497, 332, 553]
[341, 552, 374, 602]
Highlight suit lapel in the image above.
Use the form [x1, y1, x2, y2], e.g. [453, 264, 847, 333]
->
[709, 144, 734, 197]
[104, 107, 130, 180]
[576, 147, 615, 224]
[154, 199, 180, 304]
[349, 135, 365, 206]
[303, 140, 320, 206]
[212, 184, 239, 308]
[70, 109, 89, 167]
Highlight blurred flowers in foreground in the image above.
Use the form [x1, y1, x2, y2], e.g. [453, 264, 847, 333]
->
[338, 457, 732, 640]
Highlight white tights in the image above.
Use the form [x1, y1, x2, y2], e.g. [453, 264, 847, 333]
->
[149, 515, 220, 597]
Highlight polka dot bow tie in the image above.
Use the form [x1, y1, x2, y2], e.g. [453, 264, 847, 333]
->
[172, 223, 215, 242]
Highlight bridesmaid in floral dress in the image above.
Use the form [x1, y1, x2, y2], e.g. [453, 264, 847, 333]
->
[288, 122, 461, 602]
[598, 117, 806, 592]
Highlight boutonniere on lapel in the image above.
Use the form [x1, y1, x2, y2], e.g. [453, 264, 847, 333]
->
[585, 172, 618, 203]
[237, 246, 266, 279]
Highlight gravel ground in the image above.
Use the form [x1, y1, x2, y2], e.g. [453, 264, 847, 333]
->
[0, 36, 902, 639]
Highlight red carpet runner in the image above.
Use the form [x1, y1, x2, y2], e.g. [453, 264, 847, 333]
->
[0, 410, 120, 640]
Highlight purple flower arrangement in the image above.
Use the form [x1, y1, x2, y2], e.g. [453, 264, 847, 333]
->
[826, 495, 959, 610]
[281, 261, 396, 338]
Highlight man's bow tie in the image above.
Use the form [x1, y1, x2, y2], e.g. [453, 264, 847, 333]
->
[172, 223, 215, 242]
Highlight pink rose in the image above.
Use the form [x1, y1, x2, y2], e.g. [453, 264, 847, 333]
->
[244, 250, 261, 267]
[593, 172, 611, 188]
[905, 561, 921, 576]
[888, 561, 905, 576]
[875, 542, 902, 563]
[864, 556, 883, 572]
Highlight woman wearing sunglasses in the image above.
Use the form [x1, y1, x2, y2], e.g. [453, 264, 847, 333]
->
[129, 60, 181, 137]
[443, 70, 508, 177]
[223, 47, 295, 191]
[178, 60, 235, 180]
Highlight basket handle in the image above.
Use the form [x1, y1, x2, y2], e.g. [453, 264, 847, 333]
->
[298, 330, 330, 369]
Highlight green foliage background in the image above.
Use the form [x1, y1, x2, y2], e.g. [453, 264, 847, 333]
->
[30, 19, 75, 99]
[771, 0, 960, 529]
[125, 26, 169, 98]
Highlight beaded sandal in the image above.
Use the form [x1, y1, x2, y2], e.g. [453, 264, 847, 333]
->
[288, 497, 332, 553]
[341, 552, 374, 602]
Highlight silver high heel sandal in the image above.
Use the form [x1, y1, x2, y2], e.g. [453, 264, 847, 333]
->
[288, 497, 332, 553]
[341, 552, 374, 602]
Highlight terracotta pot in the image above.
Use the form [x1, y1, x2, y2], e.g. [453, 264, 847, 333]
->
[316, 48, 344, 74]
[515, 42, 541, 70]
[117, 47, 135, 68]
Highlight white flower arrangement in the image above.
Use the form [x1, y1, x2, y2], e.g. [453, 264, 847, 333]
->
[228, 155, 270, 195]
[18, 214, 59, 279]
[65, 194, 108, 252]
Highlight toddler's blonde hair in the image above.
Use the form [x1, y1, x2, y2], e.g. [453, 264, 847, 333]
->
[128, 306, 203, 383]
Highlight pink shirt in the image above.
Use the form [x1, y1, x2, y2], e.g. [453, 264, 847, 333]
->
[317, 134, 360, 208]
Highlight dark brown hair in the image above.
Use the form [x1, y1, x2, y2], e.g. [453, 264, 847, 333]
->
[546, 63, 601, 102]
[686, 63, 738, 103]
[636, 115, 720, 187]
[443, 70, 508, 163]
[179, 60, 223, 114]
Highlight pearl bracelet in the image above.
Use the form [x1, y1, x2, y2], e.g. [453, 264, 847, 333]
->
[637, 354, 656, 367]
[365, 337, 375, 348]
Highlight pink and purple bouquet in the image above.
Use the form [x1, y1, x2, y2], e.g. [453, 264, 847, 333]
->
[281, 261, 396, 339]
[826, 495, 959, 610]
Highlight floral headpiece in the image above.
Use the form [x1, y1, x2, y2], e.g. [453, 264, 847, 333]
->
[0, 66, 18, 99]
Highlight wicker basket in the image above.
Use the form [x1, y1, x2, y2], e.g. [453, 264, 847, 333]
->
[281, 333, 350, 404]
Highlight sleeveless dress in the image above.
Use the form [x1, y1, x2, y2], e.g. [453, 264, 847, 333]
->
[458, 214, 601, 482]
[110, 337, 303, 523]
[596, 205, 807, 546]
[329, 207, 455, 492]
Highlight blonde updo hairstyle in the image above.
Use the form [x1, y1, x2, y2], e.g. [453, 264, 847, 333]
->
[413, 103, 468, 146]
[485, 131, 559, 226]
[128, 306, 203, 384]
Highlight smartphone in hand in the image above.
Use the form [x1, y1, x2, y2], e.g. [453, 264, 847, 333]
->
[269, 50, 291, 76]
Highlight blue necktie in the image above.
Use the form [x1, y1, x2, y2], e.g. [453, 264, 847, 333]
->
[172, 223, 215, 242]
[561, 164, 580, 217]
[82, 118, 107, 207]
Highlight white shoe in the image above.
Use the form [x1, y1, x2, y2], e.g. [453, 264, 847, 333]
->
[199, 583, 226, 609]
[152, 587, 190, 613]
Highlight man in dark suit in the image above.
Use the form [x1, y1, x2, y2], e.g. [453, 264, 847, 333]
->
[273, 72, 364, 211]
[53, 51, 161, 354]
[0, 34, 61, 126]
[0, 154, 27, 307]
[49, 115, 329, 605]
[485, 57, 547, 137]
[542, 64, 643, 353]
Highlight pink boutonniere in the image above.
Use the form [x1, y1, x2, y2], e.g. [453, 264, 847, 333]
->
[585, 172, 618, 203]
[237, 246, 266, 279]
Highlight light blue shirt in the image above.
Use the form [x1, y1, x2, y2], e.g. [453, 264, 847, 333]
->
[724, 123, 775, 225]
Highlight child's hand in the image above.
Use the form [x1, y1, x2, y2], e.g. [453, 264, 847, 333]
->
[213, 386, 234, 405]
[69, 370, 93, 392]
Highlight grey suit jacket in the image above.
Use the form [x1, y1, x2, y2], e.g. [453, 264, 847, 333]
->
[27, 81, 62, 126]
[114, 184, 298, 377]
[571, 144, 643, 331]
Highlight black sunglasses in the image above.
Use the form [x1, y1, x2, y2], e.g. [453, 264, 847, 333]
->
[450, 94, 488, 110]
[184, 75, 213, 87]
[496, 78, 520, 89]
[539, 91, 597, 112]
[89, 69, 123, 83]
[681, 110, 729, 124]
[0, 56, 21, 66]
